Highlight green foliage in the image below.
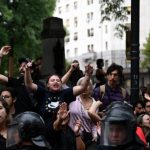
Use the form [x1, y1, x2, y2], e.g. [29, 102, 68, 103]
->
[100, 0, 129, 38]
[0, 0, 56, 76]
[100, 0, 127, 22]
[142, 33, 150, 68]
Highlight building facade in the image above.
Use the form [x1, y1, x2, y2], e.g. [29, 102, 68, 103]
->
[53, 0, 150, 74]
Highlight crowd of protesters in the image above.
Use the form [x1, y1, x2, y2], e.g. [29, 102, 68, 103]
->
[0, 45, 150, 150]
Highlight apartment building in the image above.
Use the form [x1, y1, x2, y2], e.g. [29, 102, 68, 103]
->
[53, 0, 150, 70]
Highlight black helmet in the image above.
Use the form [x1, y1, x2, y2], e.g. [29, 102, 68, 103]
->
[100, 101, 136, 147]
[6, 111, 50, 149]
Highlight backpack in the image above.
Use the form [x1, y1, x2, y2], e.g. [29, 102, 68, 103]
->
[99, 84, 126, 100]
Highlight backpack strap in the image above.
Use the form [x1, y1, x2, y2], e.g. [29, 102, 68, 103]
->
[99, 84, 105, 100]
[120, 87, 126, 99]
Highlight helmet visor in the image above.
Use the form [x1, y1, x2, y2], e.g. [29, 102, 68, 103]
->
[100, 121, 132, 147]
[6, 121, 21, 148]
[32, 135, 51, 149]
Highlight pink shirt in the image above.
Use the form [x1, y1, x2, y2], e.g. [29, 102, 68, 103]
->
[68, 96, 98, 138]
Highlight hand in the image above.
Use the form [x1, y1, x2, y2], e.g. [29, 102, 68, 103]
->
[71, 62, 79, 71]
[57, 102, 69, 121]
[0, 45, 11, 57]
[97, 121, 101, 136]
[26, 61, 33, 69]
[85, 64, 93, 76]
[74, 120, 82, 135]
[92, 136, 98, 142]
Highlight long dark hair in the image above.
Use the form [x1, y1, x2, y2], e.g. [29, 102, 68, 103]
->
[0, 96, 11, 124]
[0, 96, 10, 114]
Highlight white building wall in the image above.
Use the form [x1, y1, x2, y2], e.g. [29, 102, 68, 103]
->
[53, 0, 150, 69]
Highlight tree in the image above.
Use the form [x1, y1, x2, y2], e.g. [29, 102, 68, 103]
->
[100, 0, 130, 38]
[142, 33, 150, 68]
[0, 0, 56, 76]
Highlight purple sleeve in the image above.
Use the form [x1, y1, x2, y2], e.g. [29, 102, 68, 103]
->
[125, 91, 130, 103]
[92, 87, 101, 101]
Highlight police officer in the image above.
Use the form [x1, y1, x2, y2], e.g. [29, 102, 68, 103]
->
[6, 111, 51, 150]
[98, 101, 146, 150]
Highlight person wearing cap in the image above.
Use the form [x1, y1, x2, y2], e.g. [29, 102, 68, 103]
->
[6, 111, 51, 150]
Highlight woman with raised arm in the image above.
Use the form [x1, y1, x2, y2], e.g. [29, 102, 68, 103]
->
[69, 77, 102, 150]
[24, 62, 93, 128]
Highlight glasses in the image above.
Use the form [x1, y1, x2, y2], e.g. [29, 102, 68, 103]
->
[1, 95, 11, 99]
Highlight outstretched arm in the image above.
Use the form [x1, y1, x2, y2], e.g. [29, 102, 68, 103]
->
[61, 62, 79, 84]
[0, 45, 11, 66]
[0, 74, 8, 85]
[53, 102, 69, 131]
[0, 46, 11, 84]
[73, 64, 93, 96]
[24, 62, 37, 91]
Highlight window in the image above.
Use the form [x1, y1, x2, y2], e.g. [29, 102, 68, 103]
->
[105, 25, 108, 33]
[105, 60, 109, 68]
[87, 0, 90, 5]
[87, 13, 90, 23]
[58, 7, 62, 14]
[90, 12, 93, 21]
[90, 28, 94, 36]
[88, 45, 90, 52]
[87, 28, 94, 37]
[66, 19, 70, 27]
[87, 0, 93, 5]
[87, 29, 90, 37]
[87, 12, 94, 23]
[66, 49, 70, 58]
[65, 36, 70, 43]
[74, 1, 78, 9]
[105, 41, 108, 50]
[91, 44, 94, 52]
[66, 4, 69, 12]
[74, 48, 78, 56]
[74, 32, 78, 40]
[74, 17, 78, 27]
[87, 44, 94, 52]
